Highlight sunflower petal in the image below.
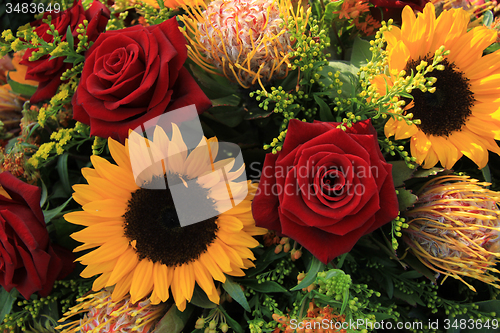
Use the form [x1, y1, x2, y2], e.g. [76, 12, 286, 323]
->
[106, 247, 139, 287]
[130, 259, 154, 303]
[153, 263, 172, 302]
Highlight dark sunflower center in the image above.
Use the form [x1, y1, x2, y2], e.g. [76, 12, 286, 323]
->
[123, 173, 219, 267]
[403, 55, 475, 137]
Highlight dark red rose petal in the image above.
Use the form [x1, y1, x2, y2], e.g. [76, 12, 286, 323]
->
[0, 172, 74, 299]
[72, 18, 211, 142]
[253, 119, 399, 264]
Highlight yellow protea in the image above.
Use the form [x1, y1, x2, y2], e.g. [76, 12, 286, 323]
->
[403, 175, 500, 291]
[372, 3, 500, 169]
[179, 0, 308, 88]
[64, 125, 266, 311]
[56, 288, 167, 333]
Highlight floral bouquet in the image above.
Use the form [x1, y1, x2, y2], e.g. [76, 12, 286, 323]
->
[1, 0, 500, 332]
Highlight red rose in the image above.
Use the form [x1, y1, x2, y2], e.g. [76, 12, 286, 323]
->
[252, 119, 399, 264]
[72, 18, 212, 142]
[369, 0, 429, 23]
[0, 172, 74, 299]
[20, 0, 110, 103]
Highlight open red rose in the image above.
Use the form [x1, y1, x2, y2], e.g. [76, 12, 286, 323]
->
[72, 17, 212, 142]
[0, 172, 74, 299]
[252, 119, 399, 264]
[20, 0, 110, 103]
[369, 0, 429, 23]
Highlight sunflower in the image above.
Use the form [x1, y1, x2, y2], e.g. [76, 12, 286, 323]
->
[64, 125, 266, 311]
[373, 3, 500, 169]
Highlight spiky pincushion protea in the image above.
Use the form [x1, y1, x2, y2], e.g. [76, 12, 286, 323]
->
[180, 0, 305, 88]
[404, 175, 500, 291]
[56, 288, 167, 333]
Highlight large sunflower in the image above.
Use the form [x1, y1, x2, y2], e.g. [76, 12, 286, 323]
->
[64, 125, 266, 311]
[373, 3, 500, 169]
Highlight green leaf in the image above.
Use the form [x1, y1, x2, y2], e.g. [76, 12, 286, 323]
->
[156, 0, 165, 9]
[336, 253, 348, 269]
[482, 164, 492, 184]
[243, 104, 274, 120]
[43, 197, 73, 223]
[320, 61, 359, 98]
[153, 304, 193, 333]
[398, 91, 414, 99]
[188, 63, 237, 100]
[314, 94, 334, 122]
[204, 105, 245, 128]
[350, 37, 372, 68]
[222, 276, 251, 312]
[473, 299, 500, 313]
[483, 10, 494, 27]
[219, 305, 244, 333]
[340, 286, 349, 314]
[0, 288, 18, 324]
[485, 42, 500, 54]
[389, 161, 415, 188]
[6, 72, 37, 97]
[402, 252, 437, 284]
[393, 288, 425, 307]
[190, 286, 217, 309]
[238, 279, 290, 295]
[57, 153, 72, 195]
[66, 26, 74, 50]
[246, 246, 287, 277]
[399, 270, 423, 280]
[291, 257, 325, 291]
[212, 94, 241, 106]
[397, 188, 417, 212]
[382, 275, 394, 299]
[324, 2, 341, 24]
[412, 166, 445, 178]
[40, 179, 48, 208]
[374, 312, 396, 321]
[52, 216, 83, 250]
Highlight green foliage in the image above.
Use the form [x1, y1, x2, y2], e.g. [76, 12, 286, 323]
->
[154, 304, 194, 333]
[249, 13, 333, 153]
[0, 279, 91, 333]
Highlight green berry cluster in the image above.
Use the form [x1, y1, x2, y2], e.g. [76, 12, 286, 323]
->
[379, 137, 417, 167]
[250, 14, 333, 153]
[248, 318, 275, 333]
[0, 279, 91, 333]
[1, 296, 56, 333]
[316, 270, 352, 300]
[256, 257, 293, 285]
[390, 214, 410, 250]
[135, 0, 175, 26]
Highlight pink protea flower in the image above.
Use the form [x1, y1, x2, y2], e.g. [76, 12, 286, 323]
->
[404, 175, 500, 291]
[180, 0, 306, 88]
[56, 289, 167, 333]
